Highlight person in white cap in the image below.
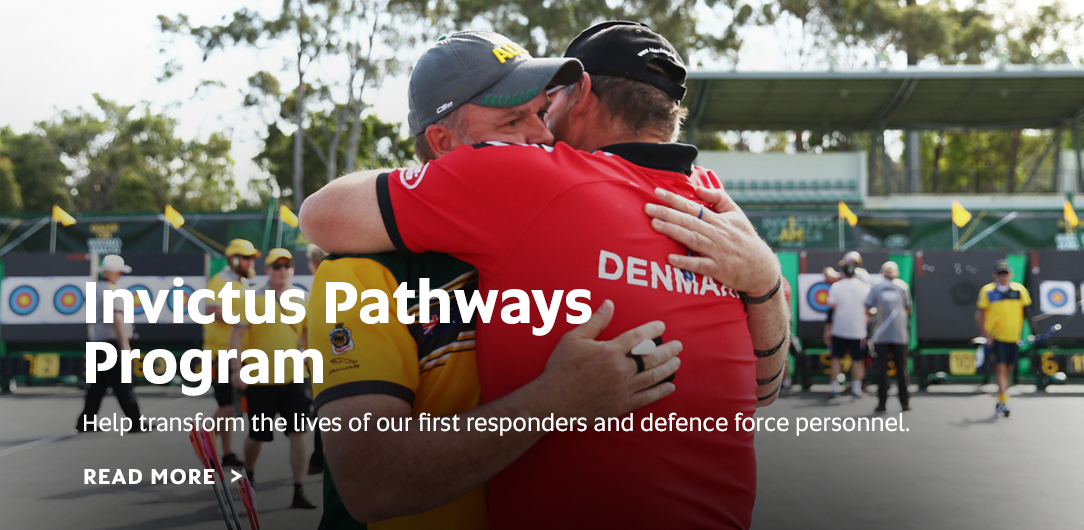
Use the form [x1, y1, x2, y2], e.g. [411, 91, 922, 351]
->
[825, 253, 871, 399]
[77, 255, 142, 432]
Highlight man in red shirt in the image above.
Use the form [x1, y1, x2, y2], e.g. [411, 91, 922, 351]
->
[303, 22, 788, 529]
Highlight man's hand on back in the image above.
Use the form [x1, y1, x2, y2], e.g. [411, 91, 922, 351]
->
[531, 300, 681, 422]
[644, 187, 780, 297]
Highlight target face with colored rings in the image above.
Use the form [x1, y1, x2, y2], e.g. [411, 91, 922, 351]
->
[168, 285, 195, 315]
[807, 282, 831, 313]
[1046, 287, 1069, 308]
[53, 285, 85, 315]
[10, 286, 40, 316]
[128, 285, 151, 315]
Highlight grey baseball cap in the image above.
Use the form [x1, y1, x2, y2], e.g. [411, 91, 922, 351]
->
[407, 31, 583, 136]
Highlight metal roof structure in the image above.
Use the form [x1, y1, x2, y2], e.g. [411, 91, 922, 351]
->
[684, 66, 1084, 132]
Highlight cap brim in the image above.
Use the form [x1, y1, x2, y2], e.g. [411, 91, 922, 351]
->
[469, 57, 582, 108]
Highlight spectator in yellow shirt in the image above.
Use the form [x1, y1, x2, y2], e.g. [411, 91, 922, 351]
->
[230, 248, 316, 509]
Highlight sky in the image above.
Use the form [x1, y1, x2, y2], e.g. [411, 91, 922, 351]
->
[1, 0, 1081, 191]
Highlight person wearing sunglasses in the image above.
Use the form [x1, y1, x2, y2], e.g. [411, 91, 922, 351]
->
[229, 248, 317, 509]
[975, 259, 1032, 417]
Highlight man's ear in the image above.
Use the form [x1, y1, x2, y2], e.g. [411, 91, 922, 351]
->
[424, 124, 459, 159]
[570, 72, 596, 119]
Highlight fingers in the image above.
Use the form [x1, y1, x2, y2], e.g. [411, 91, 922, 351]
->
[636, 340, 682, 372]
[631, 346, 681, 388]
[664, 254, 716, 278]
[627, 381, 676, 410]
[653, 188, 703, 215]
[649, 217, 711, 254]
[566, 299, 614, 340]
[607, 319, 666, 355]
[695, 186, 739, 214]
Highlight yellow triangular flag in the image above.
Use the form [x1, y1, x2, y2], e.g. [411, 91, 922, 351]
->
[279, 205, 299, 228]
[838, 201, 858, 227]
[1065, 200, 1079, 228]
[164, 205, 186, 229]
[951, 201, 971, 227]
[52, 205, 76, 226]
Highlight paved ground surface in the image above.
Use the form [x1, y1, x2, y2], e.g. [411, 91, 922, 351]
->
[2, 383, 1081, 529]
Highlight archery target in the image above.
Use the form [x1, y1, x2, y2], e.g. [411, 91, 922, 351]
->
[9, 285, 40, 316]
[1039, 281, 1075, 316]
[128, 285, 151, 315]
[167, 284, 196, 315]
[53, 285, 85, 315]
[798, 273, 830, 322]
[808, 282, 830, 312]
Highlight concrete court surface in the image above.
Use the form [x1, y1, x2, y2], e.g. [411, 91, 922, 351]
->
[1, 383, 1082, 529]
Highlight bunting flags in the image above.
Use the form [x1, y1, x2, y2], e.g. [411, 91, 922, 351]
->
[1064, 200, 1079, 229]
[164, 205, 186, 229]
[951, 201, 971, 227]
[279, 205, 299, 228]
[51, 205, 76, 226]
[837, 201, 857, 226]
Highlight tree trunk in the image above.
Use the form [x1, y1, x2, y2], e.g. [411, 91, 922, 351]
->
[325, 105, 345, 183]
[932, 132, 944, 193]
[1007, 130, 1021, 193]
[293, 53, 306, 206]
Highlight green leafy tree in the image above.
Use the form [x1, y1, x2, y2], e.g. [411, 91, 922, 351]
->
[0, 126, 69, 213]
[255, 110, 413, 206]
[32, 95, 237, 213]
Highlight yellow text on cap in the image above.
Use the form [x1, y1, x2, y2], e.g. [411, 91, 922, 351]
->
[492, 43, 528, 64]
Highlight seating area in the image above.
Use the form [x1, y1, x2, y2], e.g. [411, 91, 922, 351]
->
[722, 178, 861, 205]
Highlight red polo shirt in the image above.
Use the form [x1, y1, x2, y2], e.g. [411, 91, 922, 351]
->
[377, 141, 757, 529]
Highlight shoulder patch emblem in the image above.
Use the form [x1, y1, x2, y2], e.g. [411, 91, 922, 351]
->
[330, 323, 355, 355]
[400, 164, 429, 189]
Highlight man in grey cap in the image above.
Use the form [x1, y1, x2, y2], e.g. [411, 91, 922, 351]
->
[307, 30, 681, 528]
[77, 254, 142, 432]
[303, 22, 788, 529]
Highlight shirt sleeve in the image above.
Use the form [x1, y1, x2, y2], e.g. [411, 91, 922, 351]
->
[976, 285, 991, 310]
[377, 144, 574, 269]
[1019, 285, 1032, 306]
[827, 284, 838, 307]
[311, 257, 421, 410]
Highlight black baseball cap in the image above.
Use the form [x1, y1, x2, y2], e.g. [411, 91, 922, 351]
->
[407, 31, 583, 136]
[993, 260, 1012, 273]
[563, 21, 687, 101]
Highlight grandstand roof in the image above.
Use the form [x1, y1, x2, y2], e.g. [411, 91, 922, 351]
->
[685, 66, 1084, 132]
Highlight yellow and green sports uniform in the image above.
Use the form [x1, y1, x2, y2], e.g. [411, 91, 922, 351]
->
[976, 282, 1031, 343]
[204, 268, 249, 405]
[311, 252, 484, 530]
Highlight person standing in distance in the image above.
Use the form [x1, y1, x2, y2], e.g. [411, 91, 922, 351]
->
[975, 259, 1031, 417]
[77, 255, 142, 432]
[230, 249, 316, 509]
[825, 254, 871, 399]
[865, 261, 912, 413]
[203, 238, 260, 467]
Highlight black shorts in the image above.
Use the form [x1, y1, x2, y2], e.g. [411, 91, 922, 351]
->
[246, 384, 310, 442]
[213, 381, 234, 407]
[831, 337, 866, 360]
[989, 341, 1020, 365]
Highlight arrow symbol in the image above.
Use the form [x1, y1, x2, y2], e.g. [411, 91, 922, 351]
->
[231, 469, 243, 483]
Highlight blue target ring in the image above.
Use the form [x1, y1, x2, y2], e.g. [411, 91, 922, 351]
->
[1046, 287, 1069, 308]
[53, 285, 85, 315]
[807, 282, 831, 313]
[9, 285, 40, 316]
[128, 285, 151, 315]
[168, 285, 195, 315]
